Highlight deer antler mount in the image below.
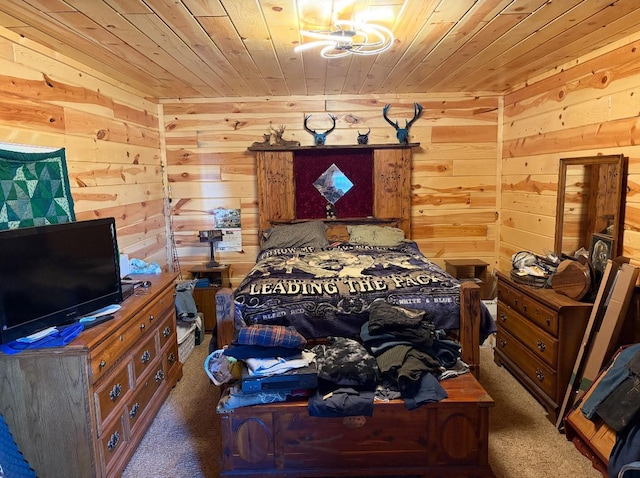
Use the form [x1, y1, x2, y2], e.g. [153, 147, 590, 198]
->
[382, 103, 423, 144]
[304, 114, 337, 145]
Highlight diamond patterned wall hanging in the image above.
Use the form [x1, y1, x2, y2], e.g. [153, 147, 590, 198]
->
[0, 148, 75, 230]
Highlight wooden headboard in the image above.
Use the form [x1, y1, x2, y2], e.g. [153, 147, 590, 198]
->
[250, 143, 419, 241]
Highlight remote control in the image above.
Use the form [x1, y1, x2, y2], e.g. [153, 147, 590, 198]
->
[80, 314, 115, 329]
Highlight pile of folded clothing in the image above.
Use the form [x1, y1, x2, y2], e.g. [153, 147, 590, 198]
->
[213, 324, 318, 412]
[359, 299, 469, 410]
[308, 336, 379, 418]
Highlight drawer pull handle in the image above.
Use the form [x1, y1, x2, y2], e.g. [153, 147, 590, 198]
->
[163, 326, 171, 338]
[141, 350, 151, 364]
[168, 352, 176, 364]
[99, 360, 107, 369]
[499, 339, 506, 347]
[500, 312, 507, 322]
[140, 323, 146, 330]
[129, 403, 140, 419]
[535, 369, 545, 382]
[107, 431, 120, 452]
[155, 370, 165, 383]
[109, 383, 122, 401]
[149, 314, 155, 322]
[537, 340, 546, 352]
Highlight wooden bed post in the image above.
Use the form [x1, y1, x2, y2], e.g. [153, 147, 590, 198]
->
[215, 288, 235, 349]
[460, 281, 482, 379]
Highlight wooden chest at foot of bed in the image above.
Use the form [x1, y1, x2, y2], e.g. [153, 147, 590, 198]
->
[219, 372, 494, 477]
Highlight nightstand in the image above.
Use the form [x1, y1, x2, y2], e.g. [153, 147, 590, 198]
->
[445, 259, 489, 299]
[190, 264, 231, 333]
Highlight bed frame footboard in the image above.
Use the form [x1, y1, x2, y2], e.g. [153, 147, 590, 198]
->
[460, 281, 482, 378]
[214, 282, 491, 477]
[215, 281, 482, 377]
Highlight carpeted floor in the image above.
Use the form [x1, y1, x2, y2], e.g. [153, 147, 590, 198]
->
[479, 343, 602, 478]
[123, 342, 222, 478]
[123, 341, 604, 478]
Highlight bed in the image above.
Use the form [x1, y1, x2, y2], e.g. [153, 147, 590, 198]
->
[213, 143, 496, 477]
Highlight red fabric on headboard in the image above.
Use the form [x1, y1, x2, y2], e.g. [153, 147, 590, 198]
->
[293, 149, 373, 219]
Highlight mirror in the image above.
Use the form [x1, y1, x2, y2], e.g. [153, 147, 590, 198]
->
[554, 154, 627, 262]
[313, 163, 353, 205]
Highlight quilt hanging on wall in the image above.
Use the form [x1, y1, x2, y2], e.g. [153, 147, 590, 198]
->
[0, 147, 75, 230]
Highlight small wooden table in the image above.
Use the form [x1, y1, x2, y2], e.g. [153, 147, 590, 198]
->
[445, 259, 489, 299]
[190, 264, 231, 332]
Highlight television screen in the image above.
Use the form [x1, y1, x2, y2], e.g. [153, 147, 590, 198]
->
[0, 218, 123, 344]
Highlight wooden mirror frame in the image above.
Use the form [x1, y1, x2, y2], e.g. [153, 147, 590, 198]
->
[554, 154, 627, 260]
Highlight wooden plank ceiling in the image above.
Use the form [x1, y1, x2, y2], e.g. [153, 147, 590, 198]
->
[1, 0, 640, 99]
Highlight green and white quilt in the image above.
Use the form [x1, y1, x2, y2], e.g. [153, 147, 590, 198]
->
[0, 147, 75, 230]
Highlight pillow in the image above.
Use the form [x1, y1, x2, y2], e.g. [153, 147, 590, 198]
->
[347, 225, 405, 247]
[261, 221, 329, 250]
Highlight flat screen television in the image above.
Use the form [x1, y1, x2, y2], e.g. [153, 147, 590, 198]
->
[0, 218, 123, 344]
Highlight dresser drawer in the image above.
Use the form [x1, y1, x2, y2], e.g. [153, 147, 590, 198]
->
[127, 363, 165, 435]
[125, 285, 174, 342]
[100, 413, 127, 472]
[134, 285, 175, 333]
[95, 361, 131, 427]
[147, 285, 176, 321]
[90, 324, 140, 384]
[89, 287, 173, 382]
[131, 332, 159, 381]
[497, 279, 522, 311]
[90, 319, 156, 384]
[164, 337, 181, 380]
[519, 294, 558, 336]
[497, 303, 558, 367]
[159, 312, 176, 350]
[496, 327, 557, 399]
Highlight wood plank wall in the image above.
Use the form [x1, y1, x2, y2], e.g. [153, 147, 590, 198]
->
[162, 95, 499, 285]
[0, 30, 168, 270]
[9, 18, 640, 293]
[502, 33, 640, 274]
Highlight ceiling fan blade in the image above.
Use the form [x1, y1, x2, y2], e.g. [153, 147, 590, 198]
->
[294, 40, 334, 53]
[320, 46, 351, 59]
[299, 29, 338, 41]
[297, 20, 394, 57]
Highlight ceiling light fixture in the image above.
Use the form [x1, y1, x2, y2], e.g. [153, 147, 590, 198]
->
[295, 20, 394, 58]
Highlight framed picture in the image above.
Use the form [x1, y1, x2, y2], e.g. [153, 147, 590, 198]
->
[589, 233, 613, 273]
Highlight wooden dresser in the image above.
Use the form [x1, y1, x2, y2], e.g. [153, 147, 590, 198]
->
[0, 273, 182, 478]
[494, 270, 592, 423]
